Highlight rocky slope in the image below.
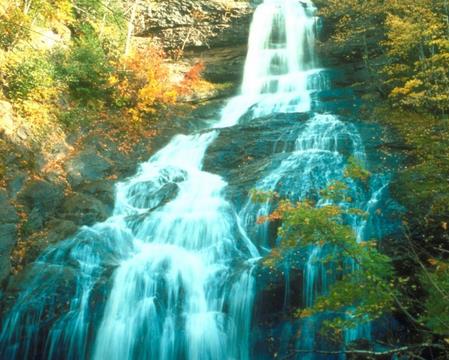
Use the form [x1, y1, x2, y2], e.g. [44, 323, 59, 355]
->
[0, 0, 255, 291]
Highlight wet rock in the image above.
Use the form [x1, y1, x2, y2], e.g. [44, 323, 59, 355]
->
[44, 219, 78, 245]
[18, 219, 78, 268]
[64, 148, 112, 188]
[253, 249, 309, 320]
[28, 219, 78, 257]
[150, 182, 180, 209]
[0, 192, 19, 224]
[185, 46, 247, 84]
[62, 193, 110, 226]
[0, 192, 18, 284]
[24, 208, 44, 233]
[0, 224, 17, 284]
[7, 171, 27, 199]
[2, 262, 79, 326]
[204, 114, 306, 208]
[126, 181, 180, 212]
[78, 180, 116, 211]
[204, 113, 308, 193]
[18, 179, 64, 217]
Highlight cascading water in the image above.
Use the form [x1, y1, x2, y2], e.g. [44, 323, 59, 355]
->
[218, 0, 322, 127]
[0, 1, 393, 359]
[0, 130, 260, 360]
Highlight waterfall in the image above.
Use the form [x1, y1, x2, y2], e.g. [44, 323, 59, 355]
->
[218, 0, 321, 127]
[0, 1, 391, 359]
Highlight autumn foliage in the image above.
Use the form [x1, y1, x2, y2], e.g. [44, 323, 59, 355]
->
[317, 0, 449, 114]
[110, 45, 176, 122]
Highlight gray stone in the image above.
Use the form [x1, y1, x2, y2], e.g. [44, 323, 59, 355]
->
[135, 0, 254, 51]
[19, 179, 64, 216]
[78, 180, 116, 209]
[7, 171, 27, 199]
[0, 224, 17, 283]
[64, 149, 112, 188]
[40, 219, 78, 247]
[0, 192, 18, 224]
[24, 208, 44, 233]
[62, 193, 110, 226]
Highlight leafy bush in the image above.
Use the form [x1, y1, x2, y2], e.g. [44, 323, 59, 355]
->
[1, 50, 57, 101]
[0, 6, 31, 50]
[58, 29, 113, 103]
[110, 45, 177, 121]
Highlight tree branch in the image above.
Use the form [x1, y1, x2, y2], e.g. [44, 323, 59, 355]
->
[281, 343, 446, 360]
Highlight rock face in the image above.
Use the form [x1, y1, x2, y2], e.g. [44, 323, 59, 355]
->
[64, 148, 113, 188]
[0, 101, 14, 136]
[135, 0, 255, 88]
[62, 193, 110, 226]
[0, 191, 18, 285]
[136, 0, 254, 51]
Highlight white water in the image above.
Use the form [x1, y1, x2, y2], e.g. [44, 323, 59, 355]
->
[92, 131, 259, 360]
[0, 1, 390, 359]
[218, 0, 320, 127]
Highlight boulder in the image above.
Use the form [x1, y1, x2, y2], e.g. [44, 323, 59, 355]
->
[64, 148, 112, 188]
[185, 45, 247, 85]
[78, 180, 116, 211]
[62, 193, 110, 226]
[0, 191, 18, 224]
[24, 208, 44, 233]
[18, 179, 64, 217]
[7, 171, 27, 199]
[0, 224, 17, 284]
[45, 219, 78, 244]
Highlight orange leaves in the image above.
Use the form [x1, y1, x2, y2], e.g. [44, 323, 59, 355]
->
[111, 45, 208, 123]
[180, 61, 205, 88]
[428, 258, 449, 273]
[176, 60, 212, 98]
[112, 44, 177, 121]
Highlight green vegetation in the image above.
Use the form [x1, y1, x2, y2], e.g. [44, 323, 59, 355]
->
[256, 157, 449, 355]
[0, 0, 208, 270]
[256, 178, 395, 333]
[0, 0, 205, 141]
[309, 3, 449, 354]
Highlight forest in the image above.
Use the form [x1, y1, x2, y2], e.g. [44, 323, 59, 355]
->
[0, 0, 449, 359]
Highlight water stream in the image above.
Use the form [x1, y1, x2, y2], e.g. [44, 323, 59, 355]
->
[0, 1, 392, 359]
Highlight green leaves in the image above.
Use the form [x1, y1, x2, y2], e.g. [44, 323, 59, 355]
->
[60, 30, 112, 103]
[248, 189, 280, 203]
[253, 163, 395, 334]
[344, 157, 371, 183]
[419, 261, 449, 336]
[276, 194, 395, 332]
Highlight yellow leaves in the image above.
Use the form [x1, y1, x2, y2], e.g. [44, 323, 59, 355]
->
[112, 45, 204, 122]
[108, 75, 119, 86]
[296, 308, 313, 319]
[391, 79, 423, 96]
[261, 248, 283, 268]
[390, 78, 427, 108]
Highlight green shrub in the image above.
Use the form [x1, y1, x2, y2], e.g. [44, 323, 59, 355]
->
[58, 29, 112, 103]
[2, 51, 56, 101]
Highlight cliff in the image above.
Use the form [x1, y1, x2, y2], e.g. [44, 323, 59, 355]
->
[134, 0, 255, 84]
